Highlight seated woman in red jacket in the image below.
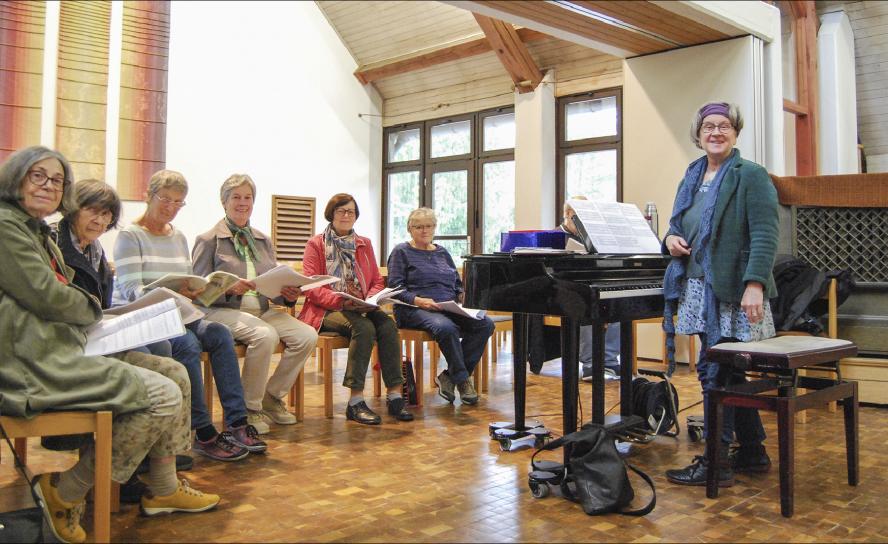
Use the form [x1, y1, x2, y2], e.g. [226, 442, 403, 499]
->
[298, 193, 412, 425]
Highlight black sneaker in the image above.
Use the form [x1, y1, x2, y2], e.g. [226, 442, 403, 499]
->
[386, 397, 414, 421]
[192, 432, 249, 462]
[581, 366, 594, 382]
[665, 455, 734, 487]
[345, 401, 382, 425]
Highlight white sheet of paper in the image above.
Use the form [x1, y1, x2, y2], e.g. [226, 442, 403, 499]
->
[85, 299, 186, 356]
[105, 287, 204, 325]
[567, 199, 661, 254]
[436, 301, 486, 320]
[251, 265, 339, 298]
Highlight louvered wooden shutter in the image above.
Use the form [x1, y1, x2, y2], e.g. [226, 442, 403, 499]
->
[271, 195, 315, 262]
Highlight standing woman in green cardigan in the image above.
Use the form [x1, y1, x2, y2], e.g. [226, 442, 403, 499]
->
[0, 147, 218, 544]
[661, 103, 779, 488]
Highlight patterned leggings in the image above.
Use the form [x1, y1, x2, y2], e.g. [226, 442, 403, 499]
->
[75, 351, 192, 483]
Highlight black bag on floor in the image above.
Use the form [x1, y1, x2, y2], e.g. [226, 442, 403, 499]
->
[532, 424, 656, 516]
[402, 357, 418, 406]
[0, 420, 46, 544]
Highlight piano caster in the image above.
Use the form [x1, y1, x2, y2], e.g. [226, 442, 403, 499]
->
[528, 461, 565, 499]
[687, 415, 704, 442]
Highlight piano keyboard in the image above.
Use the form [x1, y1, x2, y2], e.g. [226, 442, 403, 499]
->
[596, 284, 663, 299]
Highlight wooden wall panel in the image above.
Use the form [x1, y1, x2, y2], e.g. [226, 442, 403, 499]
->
[116, 0, 169, 200]
[0, 1, 45, 163]
[55, 0, 110, 181]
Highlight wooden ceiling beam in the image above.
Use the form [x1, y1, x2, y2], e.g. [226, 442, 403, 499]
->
[569, 1, 730, 46]
[354, 27, 547, 85]
[473, 14, 543, 93]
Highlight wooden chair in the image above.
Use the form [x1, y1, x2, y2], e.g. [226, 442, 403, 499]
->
[631, 317, 697, 373]
[487, 312, 513, 366]
[311, 332, 350, 418]
[1, 411, 113, 543]
[202, 340, 303, 423]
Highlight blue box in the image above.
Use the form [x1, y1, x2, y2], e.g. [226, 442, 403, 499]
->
[500, 230, 568, 252]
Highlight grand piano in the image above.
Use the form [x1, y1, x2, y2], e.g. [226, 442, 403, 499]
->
[463, 252, 669, 444]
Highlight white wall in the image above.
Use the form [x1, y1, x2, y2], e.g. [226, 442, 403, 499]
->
[105, 1, 383, 254]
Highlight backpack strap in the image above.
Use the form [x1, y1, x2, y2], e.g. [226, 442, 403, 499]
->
[619, 463, 657, 516]
[530, 435, 567, 471]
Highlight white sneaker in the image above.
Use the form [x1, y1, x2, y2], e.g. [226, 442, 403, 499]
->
[246, 410, 270, 434]
[261, 392, 297, 425]
[603, 368, 620, 381]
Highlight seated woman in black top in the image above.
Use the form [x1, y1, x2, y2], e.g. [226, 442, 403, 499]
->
[387, 207, 494, 405]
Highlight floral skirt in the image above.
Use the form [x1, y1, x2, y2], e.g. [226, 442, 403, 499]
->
[675, 277, 775, 342]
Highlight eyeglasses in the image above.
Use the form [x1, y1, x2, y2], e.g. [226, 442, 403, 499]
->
[153, 194, 187, 208]
[701, 122, 734, 134]
[27, 170, 67, 192]
[410, 224, 436, 231]
[334, 208, 356, 217]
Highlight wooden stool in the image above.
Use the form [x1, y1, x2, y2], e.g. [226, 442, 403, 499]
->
[0, 411, 113, 543]
[704, 336, 859, 517]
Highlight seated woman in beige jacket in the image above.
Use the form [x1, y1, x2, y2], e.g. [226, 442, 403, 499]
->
[192, 174, 318, 433]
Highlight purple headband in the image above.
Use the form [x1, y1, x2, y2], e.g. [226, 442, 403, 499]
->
[699, 102, 729, 120]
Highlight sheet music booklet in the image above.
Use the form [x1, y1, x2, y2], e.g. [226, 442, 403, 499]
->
[85, 298, 186, 356]
[567, 199, 662, 255]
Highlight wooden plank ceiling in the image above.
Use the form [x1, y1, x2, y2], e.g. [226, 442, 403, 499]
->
[316, 0, 738, 111]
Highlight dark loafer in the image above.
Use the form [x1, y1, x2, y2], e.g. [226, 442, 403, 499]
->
[665, 455, 734, 487]
[386, 397, 414, 421]
[346, 401, 382, 425]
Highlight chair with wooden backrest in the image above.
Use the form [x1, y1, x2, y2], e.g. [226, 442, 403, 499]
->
[202, 340, 304, 423]
[0, 411, 113, 543]
[631, 317, 698, 373]
[775, 278, 840, 422]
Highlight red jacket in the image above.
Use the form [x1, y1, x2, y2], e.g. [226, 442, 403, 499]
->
[297, 232, 384, 330]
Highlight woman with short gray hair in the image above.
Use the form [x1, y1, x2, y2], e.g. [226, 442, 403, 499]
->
[192, 173, 318, 432]
[113, 169, 266, 461]
[387, 207, 495, 405]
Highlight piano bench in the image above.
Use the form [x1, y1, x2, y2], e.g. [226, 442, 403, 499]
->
[703, 336, 859, 518]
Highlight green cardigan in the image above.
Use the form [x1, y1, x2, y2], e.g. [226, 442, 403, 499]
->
[664, 154, 779, 303]
[0, 201, 149, 418]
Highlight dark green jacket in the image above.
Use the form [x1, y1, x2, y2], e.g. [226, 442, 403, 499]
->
[664, 154, 779, 303]
[0, 201, 150, 418]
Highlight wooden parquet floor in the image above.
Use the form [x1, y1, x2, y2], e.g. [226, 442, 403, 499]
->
[3, 345, 888, 543]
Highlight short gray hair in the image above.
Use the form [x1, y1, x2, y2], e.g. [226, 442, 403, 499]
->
[147, 169, 188, 199]
[65, 179, 122, 230]
[690, 102, 743, 149]
[0, 145, 76, 215]
[220, 174, 256, 204]
[563, 195, 587, 215]
[407, 207, 437, 229]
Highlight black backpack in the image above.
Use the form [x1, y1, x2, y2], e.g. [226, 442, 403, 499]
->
[531, 424, 656, 516]
[631, 376, 679, 436]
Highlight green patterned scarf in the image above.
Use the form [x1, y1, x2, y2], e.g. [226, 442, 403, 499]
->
[225, 217, 259, 262]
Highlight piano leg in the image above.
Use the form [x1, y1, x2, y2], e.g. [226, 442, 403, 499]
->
[512, 313, 528, 430]
[591, 320, 606, 425]
[619, 320, 634, 419]
[561, 316, 580, 437]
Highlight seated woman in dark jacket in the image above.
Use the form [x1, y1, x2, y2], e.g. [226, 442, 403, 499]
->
[387, 207, 494, 405]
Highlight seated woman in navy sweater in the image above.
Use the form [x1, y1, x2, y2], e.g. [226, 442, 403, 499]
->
[387, 207, 494, 405]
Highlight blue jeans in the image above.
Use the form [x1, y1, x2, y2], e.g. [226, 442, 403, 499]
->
[580, 322, 621, 371]
[698, 334, 766, 445]
[395, 307, 495, 385]
[168, 318, 247, 430]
